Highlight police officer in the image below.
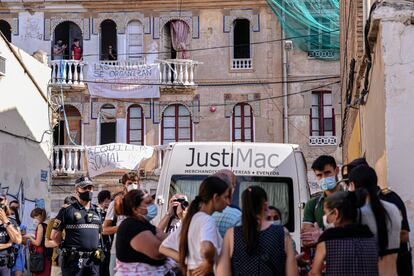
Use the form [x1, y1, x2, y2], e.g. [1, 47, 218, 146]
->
[51, 176, 104, 276]
[0, 195, 22, 275]
[343, 158, 412, 276]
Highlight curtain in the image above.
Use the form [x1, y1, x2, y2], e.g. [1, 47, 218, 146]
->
[170, 20, 190, 59]
[239, 181, 290, 225]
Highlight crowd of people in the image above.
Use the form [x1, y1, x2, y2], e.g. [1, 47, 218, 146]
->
[0, 155, 411, 276]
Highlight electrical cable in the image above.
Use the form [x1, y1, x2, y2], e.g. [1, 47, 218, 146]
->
[80, 30, 339, 57]
[51, 75, 339, 87]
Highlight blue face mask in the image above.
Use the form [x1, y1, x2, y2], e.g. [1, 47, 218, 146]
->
[145, 204, 158, 221]
[319, 176, 337, 191]
[272, 220, 282, 226]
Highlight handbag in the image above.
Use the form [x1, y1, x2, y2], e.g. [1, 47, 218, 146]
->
[29, 250, 45, 273]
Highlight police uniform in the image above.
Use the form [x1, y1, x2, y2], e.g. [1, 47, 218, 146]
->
[378, 187, 412, 276]
[0, 218, 18, 274]
[53, 200, 103, 276]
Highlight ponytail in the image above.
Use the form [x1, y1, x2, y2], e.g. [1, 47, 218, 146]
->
[178, 176, 230, 270]
[241, 186, 267, 255]
[349, 165, 390, 254]
[179, 196, 202, 269]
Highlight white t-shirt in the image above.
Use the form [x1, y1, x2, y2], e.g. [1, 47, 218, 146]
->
[360, 200, 401, 251]
[161, 212, 222, 270]
[105, 200, 126, 254]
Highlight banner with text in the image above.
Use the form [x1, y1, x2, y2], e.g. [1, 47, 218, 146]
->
[88, 63, 160, 98]
[86, 143, 154, 177]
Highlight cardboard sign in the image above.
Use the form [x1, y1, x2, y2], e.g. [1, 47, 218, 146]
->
[86, 143, 154, 177]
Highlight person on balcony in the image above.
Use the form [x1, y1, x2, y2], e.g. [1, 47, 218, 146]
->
[53, 40, 66, 60]
[107, 45, 117, 61]
[71, 39, 82, 60]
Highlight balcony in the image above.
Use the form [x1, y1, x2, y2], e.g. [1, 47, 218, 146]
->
[158, 59, 201, 86]
[231, 58, 252, 70]
[309, 136, 337, 146]
[50, 59, 86, 88]
[52, 146, 86, 175]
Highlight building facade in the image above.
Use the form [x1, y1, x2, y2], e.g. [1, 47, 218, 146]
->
[1, 0, 340, 212]
[0, 33, 52, 211]
[340, 0, 414, 247]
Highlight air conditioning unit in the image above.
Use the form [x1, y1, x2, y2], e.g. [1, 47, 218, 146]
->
[0, 56, 5, 77]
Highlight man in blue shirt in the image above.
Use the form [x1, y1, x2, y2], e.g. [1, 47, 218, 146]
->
[212, 170, 242, 237]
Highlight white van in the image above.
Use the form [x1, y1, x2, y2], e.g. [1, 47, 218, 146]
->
[154, 142, 310, 248]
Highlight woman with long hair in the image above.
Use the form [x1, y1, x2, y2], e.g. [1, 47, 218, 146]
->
[160, 176, 231, 275]
[348, 165, 401, 276]
[114, 189, 174, 275]
[217, 186, 297, 276]
[310, 191, 378, 276]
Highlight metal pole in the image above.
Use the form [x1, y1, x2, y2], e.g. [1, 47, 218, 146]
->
[282, 4, 289, 144]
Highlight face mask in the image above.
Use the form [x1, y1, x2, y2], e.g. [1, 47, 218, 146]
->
[272, 220, 282, 226]
[127, 184, 139, 192]
[79, 191, 93, 202]
[319, 176, 337, 191]
[323, 212, 335, 229]
[33, 218, 40, 226]
[145, 204, 158, 221]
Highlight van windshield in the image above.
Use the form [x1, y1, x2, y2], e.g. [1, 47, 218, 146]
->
[170, 175, 295, 231]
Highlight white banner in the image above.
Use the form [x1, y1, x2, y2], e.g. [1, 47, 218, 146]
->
[88, 63, 160, 99]
[86, 143, 154, 177]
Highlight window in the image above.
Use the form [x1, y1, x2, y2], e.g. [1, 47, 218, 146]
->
[127, 105, 144, 145]
[53, 105, 82, 145]
[161, 20, 190, 60]
[53, 21, 83, 60]
[232, 103, 254, 142]
[100, 19, 117, 61]
[0, 20, 11, 42]
[100, 104, 117, 144]
[310, 92, 335, 136]
[169, 175, 295, 232]
[161, 104, 192, 145]
[126, 20, 143, 61]
[233, 19, 251, 59]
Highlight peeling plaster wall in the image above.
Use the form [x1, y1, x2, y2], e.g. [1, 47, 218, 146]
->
[0, 38, 52, 208]
[369, 2, 414, 252]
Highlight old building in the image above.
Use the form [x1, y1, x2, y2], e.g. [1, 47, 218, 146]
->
[340, 0, 414, 244]
[0, 33, 52, 212]
[1, 0, 341, 213]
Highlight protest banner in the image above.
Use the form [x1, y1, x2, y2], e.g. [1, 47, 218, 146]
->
[86, 143, 154, 177]
[87, 63, 160, 98]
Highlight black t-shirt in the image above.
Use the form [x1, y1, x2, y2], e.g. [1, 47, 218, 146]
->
[0, 218, 18, 256]
[53, 201, 101, 251]
[116, 217, 165, 266]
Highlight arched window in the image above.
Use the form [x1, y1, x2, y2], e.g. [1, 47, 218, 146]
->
[100, 104, 116, 144]
[232, 103, 254, 142]
[100, 19, 117, 61]
[53, 105, 82, 145]
[161, 20, 190, 59]
[0, 20, 11, 42]
[161, 104, 192, 145]
[53, 21, 83, 60]
[126, 20, 143, 61]
[127, 105, 144, 145]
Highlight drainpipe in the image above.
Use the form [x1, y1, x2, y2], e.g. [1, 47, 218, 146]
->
[282, 6, 290, 144]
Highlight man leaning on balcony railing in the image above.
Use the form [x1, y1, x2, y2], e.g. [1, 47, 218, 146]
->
[53, 39, 67, 60]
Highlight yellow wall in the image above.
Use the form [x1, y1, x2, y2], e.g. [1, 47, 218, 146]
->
[346, 111, 361, 163]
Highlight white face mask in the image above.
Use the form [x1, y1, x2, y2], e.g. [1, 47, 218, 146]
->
[33, 218, 40, 226]
[272, 219, 282, 226]
[323, 212, 335, 229]
[127, 184, 139, 192]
